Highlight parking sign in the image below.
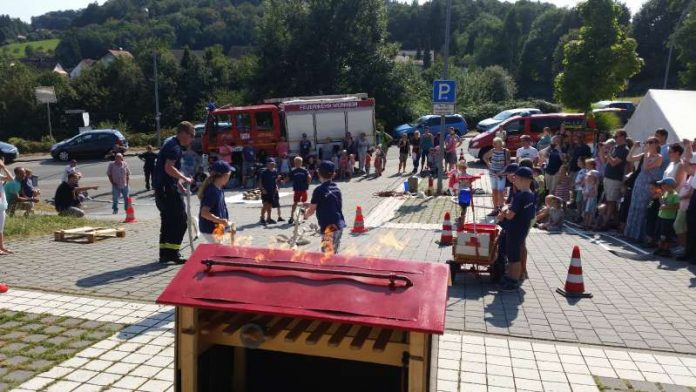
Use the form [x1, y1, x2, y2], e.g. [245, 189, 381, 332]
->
[432, 80, 456, 103]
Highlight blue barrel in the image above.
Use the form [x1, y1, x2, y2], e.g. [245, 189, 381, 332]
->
[458, 188, 472, 205]
[403, 181, 409, 192]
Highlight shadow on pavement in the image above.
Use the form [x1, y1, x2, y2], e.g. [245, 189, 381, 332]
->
[76, 262, 174, 288]
[485, 289, 525, 328]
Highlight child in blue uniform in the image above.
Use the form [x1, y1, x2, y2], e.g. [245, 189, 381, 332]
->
[289, 156, 311, 224]
[259, 158, 284, 225]
[304, 161, 345, 254]
[498, 167, 536, 291]
[198, 161, 234, 243]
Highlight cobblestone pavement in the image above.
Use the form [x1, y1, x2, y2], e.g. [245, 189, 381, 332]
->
[0, 310, 121, 391]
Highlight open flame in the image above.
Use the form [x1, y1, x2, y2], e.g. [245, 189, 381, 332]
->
[320, 226, 336, 263]
[377, 232, 405, 251]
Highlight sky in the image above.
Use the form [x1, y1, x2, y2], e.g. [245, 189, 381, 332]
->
[0, 0, 647, 23]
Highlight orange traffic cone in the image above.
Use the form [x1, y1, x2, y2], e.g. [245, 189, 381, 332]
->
[124, 197, 137, 223]
[351, 206, 368, 234]
[556, 246, 592, 298]
[438, 212, 453, 246]
[0, 283, 8, 293]
[427, 175, 434, 196]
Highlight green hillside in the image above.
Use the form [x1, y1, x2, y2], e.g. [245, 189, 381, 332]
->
[0, 38, 59, 59]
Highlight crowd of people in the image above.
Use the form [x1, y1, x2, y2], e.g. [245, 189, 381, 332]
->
[483, 126, 696, 262]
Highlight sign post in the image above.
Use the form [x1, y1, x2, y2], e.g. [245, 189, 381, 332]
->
[35, 86, 58, 140]
[432, 80, 456, 193]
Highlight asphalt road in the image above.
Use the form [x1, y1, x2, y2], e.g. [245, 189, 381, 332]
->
[16, 156, 148, 199]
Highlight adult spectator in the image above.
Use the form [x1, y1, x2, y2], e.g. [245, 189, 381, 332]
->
[138, 146, 157, 191]
[419, 128, 434, 172]
[63, 160, 80, 182]
[5, 167, 37, 216]
[568, 133, 592, 208]
[410, 131, 421, 174]
[107, 153, 130, 215]
[536, 127, 552, 151]
[397, 133, 410, 174]
[376, 129, 393, 171]
[54, 173, 98, 218]
[483, 137, 510, 216]
[601, 130, 629, 227]
[342, 133, 356, 157]
[624, 137, 663, 242]
[242, 140, 256, 189]
[678, 152, 696, 262]
[655, 128, 670, 171]
[153, 121, 195, 264]
[664, 143, 686, 187]
[299, 133, 312, 161]
[516, 135, 539, 165]
[218, 137, 233, 164]
[444, 127, 461, 171]
[276, 136, 290, 158]
[540, 135, 563, 196]
[356, 133, 370, 173]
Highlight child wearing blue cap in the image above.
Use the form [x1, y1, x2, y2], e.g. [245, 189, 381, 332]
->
[304, 161, 346, 254]
[497, 166, 536, 291]
[197, 161, 234, 243]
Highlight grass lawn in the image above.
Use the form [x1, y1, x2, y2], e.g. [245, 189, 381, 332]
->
[0, 39, 60, 59]
[5, 213, 116, 239]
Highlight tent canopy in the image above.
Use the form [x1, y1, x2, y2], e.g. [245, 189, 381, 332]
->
[624, 89, 696, 144]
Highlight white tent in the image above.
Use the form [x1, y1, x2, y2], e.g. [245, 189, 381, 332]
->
[624, 89, 696, 143]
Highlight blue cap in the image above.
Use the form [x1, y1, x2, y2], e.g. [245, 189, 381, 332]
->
[266, 158, 276, 165]
[503, 163, 519, 174]
[514, 167, 534, 179]
[211, 160, 234, 174]
[319, 160, 336, 173]
[657, 177, 676, 186]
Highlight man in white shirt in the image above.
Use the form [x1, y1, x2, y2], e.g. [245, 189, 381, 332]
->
[516, 135, 539, 165]
[63, 160, 80, 182]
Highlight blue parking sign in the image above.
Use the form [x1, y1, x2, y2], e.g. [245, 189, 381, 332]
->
[432, 80, 456, 103]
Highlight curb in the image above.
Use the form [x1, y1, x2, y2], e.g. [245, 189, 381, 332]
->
[15, 150, 146, 163]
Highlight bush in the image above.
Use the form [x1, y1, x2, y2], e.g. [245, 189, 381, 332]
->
[592, 111, 622, 132]
[123, 129, 176, 148]
[459, 99, 562, 129]
[8, 135, 55, 154]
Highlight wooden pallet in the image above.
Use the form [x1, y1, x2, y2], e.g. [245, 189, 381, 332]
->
[54, 226, 126, 243]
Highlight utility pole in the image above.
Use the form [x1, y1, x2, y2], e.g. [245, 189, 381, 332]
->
[153, 51, 161, 147]
[437, 0, 453, 194]
[46, 103, 53, 140]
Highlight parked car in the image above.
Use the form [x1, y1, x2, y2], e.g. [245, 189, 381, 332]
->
[393, 114, 467, 138]
[468, 113, 596, 160]
[593, 100, 636, 117]
[0, 141, 19, 163]
[50, 129, 128, 161]
[476, 108, 541, 132]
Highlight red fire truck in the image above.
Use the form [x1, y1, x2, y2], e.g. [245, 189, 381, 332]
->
[202, 94, 376, 156]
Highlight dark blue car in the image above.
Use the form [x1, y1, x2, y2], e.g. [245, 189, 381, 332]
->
[393, 114, 467, 138]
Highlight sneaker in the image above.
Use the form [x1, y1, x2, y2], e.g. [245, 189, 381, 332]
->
[277, 217, 285, 222]
[288, 218, 294, 224]
[267, 218, 277, 224]
[259, 218, 266, 225]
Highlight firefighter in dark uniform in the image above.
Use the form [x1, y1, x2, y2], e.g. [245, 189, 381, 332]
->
[152, 121, 195, 264]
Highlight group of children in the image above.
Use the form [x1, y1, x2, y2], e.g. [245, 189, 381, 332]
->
[335, 146, 385, 179]
[197, 155, 346, 254]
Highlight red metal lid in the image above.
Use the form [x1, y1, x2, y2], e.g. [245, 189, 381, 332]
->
[157, 244, 448, 334]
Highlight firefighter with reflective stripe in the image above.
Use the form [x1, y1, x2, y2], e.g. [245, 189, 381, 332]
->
[152, 122, 195, 264]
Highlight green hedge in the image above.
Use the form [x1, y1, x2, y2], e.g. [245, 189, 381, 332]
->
[8, 136, 55, 154]
[459, 99, 562, 129]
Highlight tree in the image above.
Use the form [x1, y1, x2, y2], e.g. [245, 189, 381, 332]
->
[178, 47, 210, 120]
[674, 2, 696, 88]
[630, 0, 682, 90]
[554, 0, 643, 111]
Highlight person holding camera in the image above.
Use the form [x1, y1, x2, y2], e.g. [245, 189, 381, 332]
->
[624, 137, 663, 242]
